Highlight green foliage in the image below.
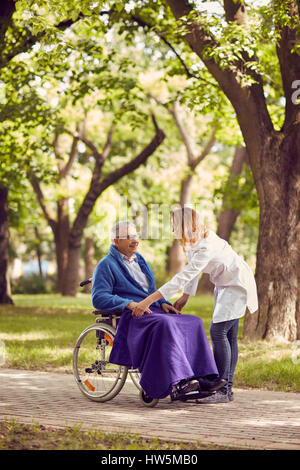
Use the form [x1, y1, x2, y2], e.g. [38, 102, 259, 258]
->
[11, 273, 57, 295]
[2, 0, 291, 286]
[213, 165, 259, 227]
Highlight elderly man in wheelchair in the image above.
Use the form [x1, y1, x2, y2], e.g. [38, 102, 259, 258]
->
[73, 221, 225, 407]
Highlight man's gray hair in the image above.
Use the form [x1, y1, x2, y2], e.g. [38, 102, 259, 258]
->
[110, 220, 137, 240]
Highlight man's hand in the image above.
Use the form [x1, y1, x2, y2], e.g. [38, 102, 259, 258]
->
[131, 300, 152, 318]
[161, 303, 181, 315]
[173, 293, 190, 312]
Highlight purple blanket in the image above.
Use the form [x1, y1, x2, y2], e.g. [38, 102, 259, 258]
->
[109, 307, 218, 399]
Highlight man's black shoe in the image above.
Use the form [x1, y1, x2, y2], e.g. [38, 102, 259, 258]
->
[198, 377, 227, 392]
[179, 379, 199, 394]
[171, 379, 199, 400]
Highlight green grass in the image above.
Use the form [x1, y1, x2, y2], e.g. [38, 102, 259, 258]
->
[0, 293, 299, 392]
[13, 293, 94, 309]
[235, 339, 300, 392]
[0, 297, 92, 372]
[0, 419, 239, 450]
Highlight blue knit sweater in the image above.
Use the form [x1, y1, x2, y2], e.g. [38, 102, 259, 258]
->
[91, 244, 170, 312]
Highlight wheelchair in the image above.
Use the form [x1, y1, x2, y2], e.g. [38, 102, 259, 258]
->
[73, 279, 215, 408]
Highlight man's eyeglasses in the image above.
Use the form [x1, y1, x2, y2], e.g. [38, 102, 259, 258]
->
[116, 234, 139, 240]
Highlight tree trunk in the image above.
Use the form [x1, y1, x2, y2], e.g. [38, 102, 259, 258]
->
[243, 132, 300, 341]
[218, 147, 249, 239]
[179, 174, 193, 207]
[83, 236, 95, 293]
[34, 227, 43, 279]
[297, 271, 300, 340]
[54, 198, 70, 293]
[169, 239, 186, 275]
[0, 187, 13, 304]
[62, 244, 82, 296]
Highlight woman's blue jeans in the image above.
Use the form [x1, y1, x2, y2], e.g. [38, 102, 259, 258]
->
[209, 319, 239, 394]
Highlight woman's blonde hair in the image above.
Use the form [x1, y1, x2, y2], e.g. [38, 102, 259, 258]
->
[171, 207, 208, 250]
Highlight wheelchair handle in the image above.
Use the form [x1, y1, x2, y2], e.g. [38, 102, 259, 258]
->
[80, 278, 92, 287]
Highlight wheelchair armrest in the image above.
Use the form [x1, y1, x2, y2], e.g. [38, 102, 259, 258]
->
[93, 309, 123, 317]
[80, 278, 92, 287]
[93, 310, 111, 317]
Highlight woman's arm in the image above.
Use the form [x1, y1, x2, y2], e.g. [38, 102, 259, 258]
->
[158, 249, 210, 301]
[132, 248, 211, 317]
[131, 290, 163, 317]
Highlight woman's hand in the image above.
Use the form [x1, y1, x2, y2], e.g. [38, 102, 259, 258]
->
[161, 303, 181, 315]
[173, 293, 190, 312]
[131, 300, 152, 318]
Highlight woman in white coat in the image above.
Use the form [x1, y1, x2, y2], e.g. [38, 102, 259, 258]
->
[132, 207, 258, 403]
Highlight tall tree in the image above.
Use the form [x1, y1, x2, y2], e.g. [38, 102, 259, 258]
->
[155, 0, 300, 341]
[0, 0, 97, 303]
[30, 112, 165, 296]
[112, 0, 299, 339]
[1, 2, 167, 297]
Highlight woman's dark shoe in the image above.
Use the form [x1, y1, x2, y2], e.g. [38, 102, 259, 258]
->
[196, 391, 229, 404]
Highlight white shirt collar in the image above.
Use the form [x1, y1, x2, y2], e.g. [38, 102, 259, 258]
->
[121, 253, 137, 263]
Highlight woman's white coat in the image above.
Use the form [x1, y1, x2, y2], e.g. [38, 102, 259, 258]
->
[158, 231, 258, 323]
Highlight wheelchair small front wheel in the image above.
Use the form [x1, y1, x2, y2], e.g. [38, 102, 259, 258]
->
[139, 389, 159, 408]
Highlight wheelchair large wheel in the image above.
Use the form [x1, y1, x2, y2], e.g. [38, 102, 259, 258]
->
[73, 324, 128, 402]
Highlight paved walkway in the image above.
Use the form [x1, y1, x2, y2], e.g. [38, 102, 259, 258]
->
[0, 368, 299, 450]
